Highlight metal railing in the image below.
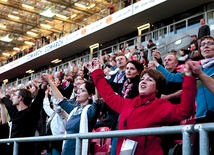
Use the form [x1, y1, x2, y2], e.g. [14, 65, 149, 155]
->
[0, 123, 214, 155]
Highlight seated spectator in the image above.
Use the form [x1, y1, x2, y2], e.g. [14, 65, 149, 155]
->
[178, 49, 190, 63]
[42, 74, 101, 155]
[88, 58, 196, 155]
[190, 35, 198, 50]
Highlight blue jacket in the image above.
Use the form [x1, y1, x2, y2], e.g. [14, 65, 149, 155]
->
[157, 65, 214, 118]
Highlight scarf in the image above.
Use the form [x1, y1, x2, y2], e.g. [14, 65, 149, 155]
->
[66, 104, 91, 155]
[201, 57, 214, 68]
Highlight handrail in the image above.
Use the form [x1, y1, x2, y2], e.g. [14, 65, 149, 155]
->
[0, 123, 213, 155]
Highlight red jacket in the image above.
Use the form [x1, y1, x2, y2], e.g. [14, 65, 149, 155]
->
[91, 69, 197, 155]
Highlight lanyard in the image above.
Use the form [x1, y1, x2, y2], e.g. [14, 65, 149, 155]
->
[116, 71, 125, 83]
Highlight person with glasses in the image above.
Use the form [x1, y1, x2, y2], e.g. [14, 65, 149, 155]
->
[42, 73, 101, 155]
[0, 74, 48, 155]
[153, 35, 214, 155]
[87, 58, 196, 155]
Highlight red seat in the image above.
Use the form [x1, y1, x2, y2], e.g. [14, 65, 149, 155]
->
[91, 127, 112, 155]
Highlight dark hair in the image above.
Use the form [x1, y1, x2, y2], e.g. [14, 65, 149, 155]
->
[180, 49, 190, 56]
[84, 80, 95, 105]
[85, 80, 95, 96]
[140, 69, 166, 98]
[200, 35, 214, 45]
[17, 89, 33, 106]
[127, 60, 144, 73]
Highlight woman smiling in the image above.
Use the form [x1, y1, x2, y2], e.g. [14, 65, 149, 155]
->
[87, 58, 197, 155]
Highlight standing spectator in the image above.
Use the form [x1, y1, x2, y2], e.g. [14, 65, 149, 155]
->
[0, 75, 47, 155]
[154, 36, 214, 155]
[42, 74, 101, 155]
[88, 58, 197, 155]
[160, 54, 183, 154]
[43, 87, 68, 155]
[147, 39, 157, 50]
[108, 1, 115, 14]
[198, 18, 210, 40]
[0, 103, 9, 155]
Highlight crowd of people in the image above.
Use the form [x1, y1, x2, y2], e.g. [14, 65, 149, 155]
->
[0, 17, 213, 155]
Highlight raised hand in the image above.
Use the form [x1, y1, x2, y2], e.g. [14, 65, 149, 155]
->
[86, 58, 102, 73]
[187, 61, 202, 76]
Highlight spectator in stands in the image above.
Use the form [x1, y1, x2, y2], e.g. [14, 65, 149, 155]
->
[147, 61, 156, 69]
[161, 54, 182, 103]
[160, 54, 183, 154]
[42, 74, 101, 155]
[147, 39, 157, 50]
[189, 43, 200, 60]
[108, 1, 115, 14]
[190, 35, 198, 50]
[170, 49, 177, 57]
[152, 49, 163, 66]
[0, 75, 47, 155]
[43, 87, 68, 155]
[70, 76, 85, 100]
[0, 103, 9, 155]
[198, 18, 210, 40]
[140, 55, 149, 68]
[132, 52, 140, 61]
[87, 58, 197, 155]
[188, 60, 214, 94]
[178, 49, 190, 63]
[62, 73, 74, 99]
[154, 35, 214, 155]
[121, 60, 143, 98]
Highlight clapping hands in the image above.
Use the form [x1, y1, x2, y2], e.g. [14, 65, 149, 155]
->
[86, 58, 102, 73]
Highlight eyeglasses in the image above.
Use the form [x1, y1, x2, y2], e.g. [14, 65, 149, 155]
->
[77, 88, 87, 93]
[200, 42, 214, 47]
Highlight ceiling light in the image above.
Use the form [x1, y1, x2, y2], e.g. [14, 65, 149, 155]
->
[8, 14, 20, 20]
[137, 23, 150, 31]
[51, 59, 62, 64]
[26, 69, 34, 74]
[2, 52, 10, 56]
[0, 24, 6, 28]
[3, 79, 8, 84]
[87, 4, 96, 9]
[22, 4, 34, 10]
[40, 8, 56, 18]
[56, 14, 67, 19]
[24, 41, 34, 45]
[70, 14, 77, 19]
[0, 34, 13, 42]
[74, 3, 86, 9]
[13, 47, 20, 51]
[40, 24, 52, 29]
[89, 43, 99, 49]
[27, 31, 38, 36]
[1, 0, 8, 2]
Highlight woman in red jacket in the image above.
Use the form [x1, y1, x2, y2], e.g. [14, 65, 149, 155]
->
[87, 58, 197, 155]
